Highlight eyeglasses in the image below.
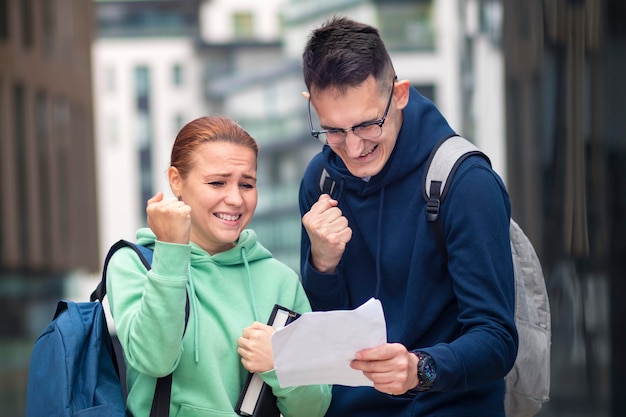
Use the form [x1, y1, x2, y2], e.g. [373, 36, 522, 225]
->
[308, 76, 397, 146]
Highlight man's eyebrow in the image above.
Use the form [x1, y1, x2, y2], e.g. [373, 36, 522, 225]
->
[321, 116, 380, 131]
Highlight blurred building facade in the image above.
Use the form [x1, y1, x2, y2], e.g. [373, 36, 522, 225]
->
[1, 0, 623, 415]
[91, 1, 626, 417]
[92, 0, 505, 272]
[93, 0, 206, 251]
[92, 0, 292, 258]
[0, 0, 98, 414]
[502, 1, 625, 416]
[226, 0, 508, 270]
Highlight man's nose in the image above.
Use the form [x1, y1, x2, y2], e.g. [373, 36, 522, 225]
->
[343, 130, 364, 158]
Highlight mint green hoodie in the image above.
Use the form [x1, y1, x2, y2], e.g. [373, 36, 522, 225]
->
[107, 228, 331, 417]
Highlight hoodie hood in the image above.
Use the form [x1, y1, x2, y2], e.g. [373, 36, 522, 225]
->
[135, 228, 272, 266]
[322, 87, 456, 196]
[316, 87, 456, 300]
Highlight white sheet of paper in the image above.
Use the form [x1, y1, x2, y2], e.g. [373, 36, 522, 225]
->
[271, 297, 387, 388]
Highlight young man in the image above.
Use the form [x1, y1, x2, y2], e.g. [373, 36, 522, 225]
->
[298, 16, 518, 417]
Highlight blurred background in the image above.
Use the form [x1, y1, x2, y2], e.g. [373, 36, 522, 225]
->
[0, 0, 624, 415]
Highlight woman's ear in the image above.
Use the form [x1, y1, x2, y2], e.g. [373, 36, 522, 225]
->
[168, 166, 182, 197]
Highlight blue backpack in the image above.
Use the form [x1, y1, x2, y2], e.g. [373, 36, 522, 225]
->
[26, 240, 185, 417]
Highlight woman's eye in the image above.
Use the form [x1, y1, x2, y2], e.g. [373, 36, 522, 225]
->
[240, 183, 254, 189]
[207, 181, 224, 187]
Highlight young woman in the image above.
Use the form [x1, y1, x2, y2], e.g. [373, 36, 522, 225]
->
[107, 115, 331, 417]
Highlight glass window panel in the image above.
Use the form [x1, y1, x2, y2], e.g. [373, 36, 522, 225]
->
[0, 0, 9, 40]
[233, 12, 254, 39]
[36, 91, 51, 261]
[21, 0, 33, 49]
[379, 1, 435, 51]
[172, 63, 183, 86]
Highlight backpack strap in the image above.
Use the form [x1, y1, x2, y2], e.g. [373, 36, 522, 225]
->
[319, 168, 336, 196]
[423, 136, 490, 259]
[95, 239, 190, 417]
[91, 239, 152, 302]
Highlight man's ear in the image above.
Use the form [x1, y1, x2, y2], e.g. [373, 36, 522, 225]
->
[168, 166, 182, 197]
[394, 79, 411, 110]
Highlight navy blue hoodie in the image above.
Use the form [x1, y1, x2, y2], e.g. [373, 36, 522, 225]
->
[299, 87, 518, 416]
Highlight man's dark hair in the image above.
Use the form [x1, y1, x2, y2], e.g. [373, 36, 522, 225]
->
[302, 16, 394, 95]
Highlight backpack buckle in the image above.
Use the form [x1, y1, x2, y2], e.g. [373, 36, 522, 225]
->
[426, 198, 440, 222]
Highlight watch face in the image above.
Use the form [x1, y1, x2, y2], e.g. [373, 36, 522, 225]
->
[416, 353, 437, 390]
[422, 357, 436, 382]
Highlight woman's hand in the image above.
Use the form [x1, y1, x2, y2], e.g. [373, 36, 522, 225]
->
[146, 191, 191, 244]
[237, 322, 276, 373]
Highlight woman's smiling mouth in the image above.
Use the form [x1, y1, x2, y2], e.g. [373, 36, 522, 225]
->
[215, 213, 241, 221]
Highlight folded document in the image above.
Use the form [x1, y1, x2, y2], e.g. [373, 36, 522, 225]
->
[271, 298, 387, 388]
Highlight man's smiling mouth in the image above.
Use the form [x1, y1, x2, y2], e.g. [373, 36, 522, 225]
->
[360, 144, 378, 158]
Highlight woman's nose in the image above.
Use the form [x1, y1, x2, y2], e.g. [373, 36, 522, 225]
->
[224, 185, 243, 206]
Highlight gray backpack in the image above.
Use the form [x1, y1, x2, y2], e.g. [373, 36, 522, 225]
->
[424, 136, 551, 417]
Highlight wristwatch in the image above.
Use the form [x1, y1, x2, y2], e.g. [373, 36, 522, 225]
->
[413, 351, 437, 391]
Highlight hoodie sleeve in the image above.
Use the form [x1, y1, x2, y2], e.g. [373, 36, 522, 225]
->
[107, 240, 191, 377]
[298, 154, 352, 311]
[422, 161, 518, 391]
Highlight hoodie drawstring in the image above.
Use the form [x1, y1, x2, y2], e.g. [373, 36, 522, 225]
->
[374, 187, 385, 299]
[333, 176, 383, 298]
[241, 247, 260, 322]
[187, 267, 200, 363]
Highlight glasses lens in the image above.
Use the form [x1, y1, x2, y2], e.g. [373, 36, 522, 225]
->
[325, 131, 346, 144]
[354, 123, 382, 140]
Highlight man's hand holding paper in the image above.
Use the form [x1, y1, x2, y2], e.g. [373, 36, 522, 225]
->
[350, 340, 420, 395]
[271, 298, 387, 388]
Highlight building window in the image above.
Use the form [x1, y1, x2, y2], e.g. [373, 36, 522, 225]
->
[14, 83, 28, 259]
[379, 1, 435, 51]
[172, 63, 183, 86]
[42, 0, 55, 56]
[479, 0, 502, 46]
[174, 113, 185, 134]
[414, 84, 436, 104]
[135, 66, 153, 222]
[233, 11, 254, 39]
[136, 66, 150, 113]
[21, 0, 34, 49]
[36, 91, 52, 260]
[53, 98, 70, 251]
[0, 78, 4, 257]
[0, 0, 8, 40]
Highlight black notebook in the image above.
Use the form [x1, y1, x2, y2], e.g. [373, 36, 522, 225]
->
[235, 305, 301, 417]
